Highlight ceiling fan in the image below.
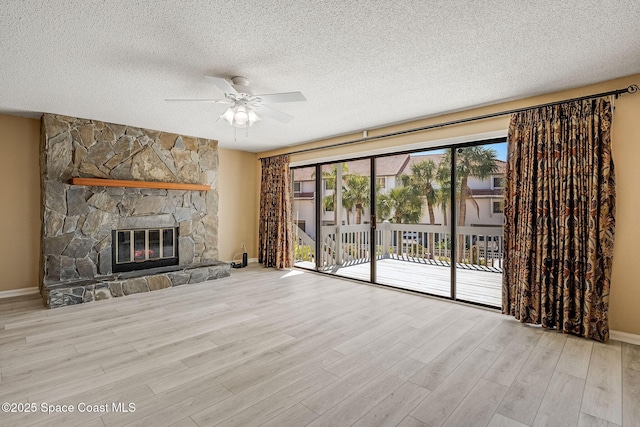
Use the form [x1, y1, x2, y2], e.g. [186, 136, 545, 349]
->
[165, 76, 306, 128]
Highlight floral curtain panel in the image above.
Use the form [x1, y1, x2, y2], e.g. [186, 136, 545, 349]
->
[503, 98, 615, 342]
[259, 154, 293, 269]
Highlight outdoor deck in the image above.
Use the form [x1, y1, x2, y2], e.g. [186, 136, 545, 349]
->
[296, 258, 502, 307]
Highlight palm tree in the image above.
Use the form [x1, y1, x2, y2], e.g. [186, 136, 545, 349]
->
[322, 193, 336, 222]
[409, 160, 438, 225]
[341, 193, 353, 225]
[377, 175, 423, 223]
[343, 174, 370, 224]
[409, 159, 438, 257]
[456, 147, 498, 227]
[435, 162, 451, 227]
[438, 147, 499, 261]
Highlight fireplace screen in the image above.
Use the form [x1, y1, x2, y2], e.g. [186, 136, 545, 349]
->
[112, 227, 179, 272]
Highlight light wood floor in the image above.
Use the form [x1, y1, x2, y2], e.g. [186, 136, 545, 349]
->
[0, 265, 638, 427]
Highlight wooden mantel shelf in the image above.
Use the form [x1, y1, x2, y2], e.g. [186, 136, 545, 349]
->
[70, 178, 211, 191]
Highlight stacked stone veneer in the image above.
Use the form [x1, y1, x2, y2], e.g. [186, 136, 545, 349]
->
[40, 114, 229, 308]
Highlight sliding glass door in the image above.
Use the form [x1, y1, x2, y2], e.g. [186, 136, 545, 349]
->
[454, 142, 506, 306]
[291, 139, 506, 308]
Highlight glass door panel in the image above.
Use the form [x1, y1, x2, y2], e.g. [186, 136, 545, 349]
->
[292, 166, 317, 269]
[374, 152, 452, 298]
[320, 160, 372, 281]
[148, 230, 160, 260]
[454, 142, 506, 307]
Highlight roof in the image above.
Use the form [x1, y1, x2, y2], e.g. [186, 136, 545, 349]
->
[375, 155, 411, 176]
[292, 167, 314, 181]
[402, 153, 447, 173]
[293, 155, 409, 181]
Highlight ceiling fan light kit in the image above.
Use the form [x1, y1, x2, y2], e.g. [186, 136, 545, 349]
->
[220, 103, 261, 128]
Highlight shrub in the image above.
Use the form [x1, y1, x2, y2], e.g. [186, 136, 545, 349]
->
[406, 243, 429, 258]
[294, 243, 314, 262]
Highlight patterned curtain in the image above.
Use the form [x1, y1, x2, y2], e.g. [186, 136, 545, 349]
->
[503, 98, 615, 342]
[259, 154, 293, 269]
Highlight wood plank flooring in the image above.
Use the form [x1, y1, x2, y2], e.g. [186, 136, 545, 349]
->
[0, 265, 637, 426]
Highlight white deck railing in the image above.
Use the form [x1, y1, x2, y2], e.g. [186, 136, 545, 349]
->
[295, 222, 504, 273]
[294, 226, 317, 264]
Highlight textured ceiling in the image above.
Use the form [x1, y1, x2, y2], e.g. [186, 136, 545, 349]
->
[1, 1, 640, 152]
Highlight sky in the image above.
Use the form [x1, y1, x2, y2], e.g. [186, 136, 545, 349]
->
[492, 142, 508, 161]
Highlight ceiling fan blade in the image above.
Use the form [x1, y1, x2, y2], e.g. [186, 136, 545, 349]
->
[165, 98, 232, 103]
[205, 76, 239, 95]
[255, 92, 306, 104]
[255, 105, 294, 123]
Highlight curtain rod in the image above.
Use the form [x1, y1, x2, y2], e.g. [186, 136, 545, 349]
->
[260, 84, 638, 160]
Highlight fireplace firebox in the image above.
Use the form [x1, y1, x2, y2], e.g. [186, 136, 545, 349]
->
[112, 227, 179, 273]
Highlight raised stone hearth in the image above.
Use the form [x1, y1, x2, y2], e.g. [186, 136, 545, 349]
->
[40, 114, 229, 308]
[43, 261, 230, 308]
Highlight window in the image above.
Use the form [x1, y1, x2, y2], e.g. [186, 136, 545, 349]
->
[492, 200, 504, 213]
[294, 220, 305, 232]
[376, 177, 386, 189]
[293, 181, 302, 196]
[323, 179, 333, 190]
[493, 176, 505, 189]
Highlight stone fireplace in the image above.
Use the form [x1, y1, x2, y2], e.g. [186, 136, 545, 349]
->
[40, 114, 229, 308]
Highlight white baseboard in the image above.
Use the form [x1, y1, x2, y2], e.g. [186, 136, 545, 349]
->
[0, 287, 39, 299]
[610, 330, 640, 346]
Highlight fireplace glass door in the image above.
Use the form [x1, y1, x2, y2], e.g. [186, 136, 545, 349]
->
[113, 227, 178, 272]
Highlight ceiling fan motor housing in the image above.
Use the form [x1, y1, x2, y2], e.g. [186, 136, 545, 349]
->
[230, 76, 250, 87]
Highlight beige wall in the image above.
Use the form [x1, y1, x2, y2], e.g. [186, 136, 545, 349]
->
[0, 114, 41, 292]
[218, 148, 259, 262]
[259, 73, 640, 335]
[608, 83, 640, 336]
[2, 73, 639, 335]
